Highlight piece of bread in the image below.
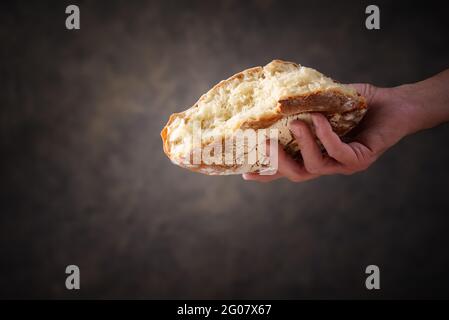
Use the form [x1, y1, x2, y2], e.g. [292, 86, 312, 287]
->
[161, 60, 367, 175]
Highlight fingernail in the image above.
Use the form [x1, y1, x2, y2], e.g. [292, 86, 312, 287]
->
[311, 114, 320, 127]
[288, 122, 301, 137]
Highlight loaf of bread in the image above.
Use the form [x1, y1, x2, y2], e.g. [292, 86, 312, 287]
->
[161, 60, 367, 175]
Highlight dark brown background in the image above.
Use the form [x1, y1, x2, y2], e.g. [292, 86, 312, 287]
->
[1, 0, 449, 299]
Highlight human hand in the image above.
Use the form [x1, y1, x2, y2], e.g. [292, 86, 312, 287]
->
[243, 83, 414, 182]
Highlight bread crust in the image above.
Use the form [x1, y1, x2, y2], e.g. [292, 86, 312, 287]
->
[161, 60, 367, 175]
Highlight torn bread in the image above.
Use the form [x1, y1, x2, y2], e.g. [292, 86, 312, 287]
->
[161, 60, 367, 175]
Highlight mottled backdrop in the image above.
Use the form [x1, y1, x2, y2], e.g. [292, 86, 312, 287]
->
[1, 0, 449, 299]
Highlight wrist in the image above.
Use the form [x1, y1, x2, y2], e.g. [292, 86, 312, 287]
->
[393, 72, 449, 135]
[387, 84, 427, 137]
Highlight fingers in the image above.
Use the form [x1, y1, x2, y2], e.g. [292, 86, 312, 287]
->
[311, 113, 374, 170]
[242, 141, 318, 183]
[289, 119, 341, 175]
[310, 114, 356, 165]
[267, 143, 316, 182]
[288, 120, 322, 164]
[242, 115, 375, 183]
[275, 141, 318, 182]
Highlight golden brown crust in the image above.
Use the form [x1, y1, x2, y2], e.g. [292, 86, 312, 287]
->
[161, 112, 182, 158]
[239, 113, 283, 130]
[202, 66, 263, 101]
[239, 90, 366, 131]
[277, 89, 366, 115]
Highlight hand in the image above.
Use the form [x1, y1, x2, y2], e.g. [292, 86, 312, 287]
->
[242, 83, 413, 183]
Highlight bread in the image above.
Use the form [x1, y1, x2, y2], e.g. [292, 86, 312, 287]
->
[161, 60, 367, 175]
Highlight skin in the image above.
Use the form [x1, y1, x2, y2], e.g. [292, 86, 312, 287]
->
[243, 69, 449, 183]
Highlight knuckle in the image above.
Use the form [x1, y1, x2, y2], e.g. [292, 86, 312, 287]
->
[346, 160, 360, 168]
[327, 149, 343, 161]
[289, 121, 306, 134]
[356, 159, 373, 172]
[346, 154, 366, 167]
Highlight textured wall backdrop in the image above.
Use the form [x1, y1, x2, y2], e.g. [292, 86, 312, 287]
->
[1, 0, 449, 298]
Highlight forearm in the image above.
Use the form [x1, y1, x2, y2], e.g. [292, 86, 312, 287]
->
[395, 69, 449, 134]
